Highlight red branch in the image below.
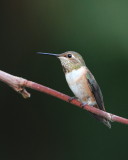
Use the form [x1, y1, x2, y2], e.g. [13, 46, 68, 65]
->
[0, 70, 128, 125]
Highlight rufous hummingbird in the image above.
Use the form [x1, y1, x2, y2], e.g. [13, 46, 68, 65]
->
[37, 51, 111, 128]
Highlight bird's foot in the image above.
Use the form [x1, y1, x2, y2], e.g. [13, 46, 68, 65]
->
[88, 101, 97, 106]
[80, 102, 88, 109]
[81, 101, 96, 109]
[68, 96, 78, 103]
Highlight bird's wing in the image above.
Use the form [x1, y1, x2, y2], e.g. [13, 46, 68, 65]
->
[86, 70, 105, 111]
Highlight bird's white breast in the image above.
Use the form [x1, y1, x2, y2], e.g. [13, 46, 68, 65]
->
[66, 66, 86, 83]
[65, 66, 88, 101]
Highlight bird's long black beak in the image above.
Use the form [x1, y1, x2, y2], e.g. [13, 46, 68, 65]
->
[37, 52, 59, 57]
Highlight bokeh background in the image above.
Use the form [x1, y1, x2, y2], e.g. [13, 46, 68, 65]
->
[1, 0, 128, 160]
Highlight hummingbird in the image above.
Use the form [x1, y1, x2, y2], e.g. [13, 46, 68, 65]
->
[37, 51, 111, 128]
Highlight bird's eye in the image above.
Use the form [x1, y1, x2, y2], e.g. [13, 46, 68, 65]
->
[67, 54, 72, 58]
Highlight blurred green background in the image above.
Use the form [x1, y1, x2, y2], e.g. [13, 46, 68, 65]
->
[1, 0, 128, 160]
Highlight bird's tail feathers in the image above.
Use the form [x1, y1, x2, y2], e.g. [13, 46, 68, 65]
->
[92, 114, 111, 129]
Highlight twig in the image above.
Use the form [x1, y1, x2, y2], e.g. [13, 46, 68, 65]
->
[0, 70, 128, 125]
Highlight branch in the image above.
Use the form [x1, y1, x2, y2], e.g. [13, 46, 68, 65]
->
[0, 70, 128, 125]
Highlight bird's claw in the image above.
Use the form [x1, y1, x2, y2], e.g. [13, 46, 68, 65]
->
[80, 102, 88, 109]
[81, 101, 96, 109]
[68, 96, 78, 103]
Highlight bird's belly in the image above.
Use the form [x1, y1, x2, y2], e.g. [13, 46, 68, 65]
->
[69, 82, 88, 102]
[65, 67, 89, 102]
